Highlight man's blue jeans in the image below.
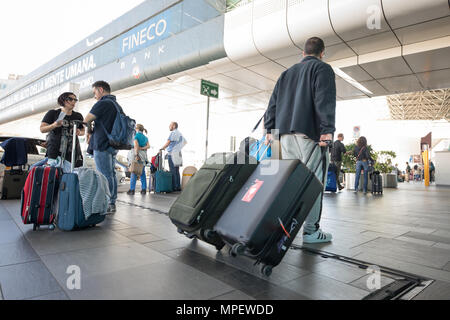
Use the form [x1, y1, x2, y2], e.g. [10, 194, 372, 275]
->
[130, 166, 147, 191]
[94, 148, 118, 205]
[355, 160, 369, 192]
[167, 155, 180, 190]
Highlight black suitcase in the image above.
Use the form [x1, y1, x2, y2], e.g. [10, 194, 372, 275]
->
[168, 152, 257, 250]
[371, 171, 383, 194]
[214, 146, 327, 276]
[1, 168, 28, 199]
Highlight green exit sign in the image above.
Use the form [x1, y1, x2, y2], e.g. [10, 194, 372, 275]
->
[200, 79, 219, 98]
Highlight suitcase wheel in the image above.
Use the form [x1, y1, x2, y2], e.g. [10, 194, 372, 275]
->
[215, 243, 225, 251]
[185, 233, 196, 239]
[33, 224, 38, 231]
[48, 224, 55, 231]
[177, 228, 184, 235]
[261, 265, 273, 277]
[230, 243, 245, 257]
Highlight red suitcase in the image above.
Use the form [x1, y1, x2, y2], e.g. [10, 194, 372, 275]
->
[21, 166, 61, 230]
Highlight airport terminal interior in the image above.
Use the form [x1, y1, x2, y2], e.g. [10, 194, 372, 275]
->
[0, 0, 449, 300]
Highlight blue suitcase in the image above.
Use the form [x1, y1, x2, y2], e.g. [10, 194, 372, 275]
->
[325, 171, 337, 192]
[57, 121, 106, 231]
[57, 173, 106, 230]
[155, 170, 173, 193]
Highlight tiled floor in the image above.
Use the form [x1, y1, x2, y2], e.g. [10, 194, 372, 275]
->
[0, 182, 449, 300]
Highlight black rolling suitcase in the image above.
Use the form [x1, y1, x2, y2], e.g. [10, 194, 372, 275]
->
[168, 152, 257, 250]
[371, 171, 383, 194]
[214, 144, 327, 276]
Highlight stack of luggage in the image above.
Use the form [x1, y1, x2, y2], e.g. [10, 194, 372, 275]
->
[151, 151, 173, 193]
[169, 128, 330, 276]
[0, 138, 29, 200]
[21, 121, 108, 231]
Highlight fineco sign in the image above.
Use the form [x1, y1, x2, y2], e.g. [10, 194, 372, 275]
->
[119, 11, 171, 57]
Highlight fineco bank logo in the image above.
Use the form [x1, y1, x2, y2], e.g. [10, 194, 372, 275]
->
[120, 13, 170, 57]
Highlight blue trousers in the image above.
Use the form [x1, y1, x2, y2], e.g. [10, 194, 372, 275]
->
[167, 155, 180, 190]
[94, 148, 118, 205]
[130, 166, 147, 191]
[355, 160, 369, 192]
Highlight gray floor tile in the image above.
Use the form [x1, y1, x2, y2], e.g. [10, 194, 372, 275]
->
[354, 252, 450, 283]
[433, 243, 450, 251]
[114, 227, 149, 237]
[0, 220, 24, 245]
[308, 260, 368, 283]
[350, 275, 395, 292]
[282, 273, 370, 300]
[395, 236, 436, 247]
[28, 291, 69, 300]
[253, 286, 311, 300]
[128, 233, 162, 243]
[403, 231, 450, 245]
[212, 290, 256, 300]
[442, 262, 450, 272]
[353, 237, 450, 269]
[413, 281, 450, 300]
[25, 228, 132, 256]
[41, 242, 171, 281]
[0, 238, 39, 267]
[143, 238, 194, 253]
[63, 259, 234, 300]
[0, 261, 62, 300]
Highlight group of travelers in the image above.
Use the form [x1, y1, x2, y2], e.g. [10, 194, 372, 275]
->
[40, 81, 185, 214]
[404, 161, 435, 182]
[330, 134, 374, 194]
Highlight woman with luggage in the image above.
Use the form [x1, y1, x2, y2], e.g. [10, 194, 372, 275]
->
[127, 124, 150, 195]
[353, 136, 373, 194]
[40, 92, 85, 172]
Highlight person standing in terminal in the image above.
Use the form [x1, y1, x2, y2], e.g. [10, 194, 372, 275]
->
[353, 136, 372, 194]
[160, 122, 186, 192]
[40, 92, 85, 172]
[331, 133, 346, 190]
[264, 37, 336, 244]
[84, 81, 123, 213]
[127, 124, 150, 195]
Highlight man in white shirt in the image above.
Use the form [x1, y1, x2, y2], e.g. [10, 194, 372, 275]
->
[160, 122, 186, 192]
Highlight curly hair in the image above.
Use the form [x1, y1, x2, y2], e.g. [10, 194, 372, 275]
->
[356, 136, 367, 148]
[57, 92, 76, 107]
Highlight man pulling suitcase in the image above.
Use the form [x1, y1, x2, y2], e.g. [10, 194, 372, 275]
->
[264, 37, 336, 244]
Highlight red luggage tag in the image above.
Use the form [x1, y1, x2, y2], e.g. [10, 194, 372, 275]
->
[242, 179, 264, 203]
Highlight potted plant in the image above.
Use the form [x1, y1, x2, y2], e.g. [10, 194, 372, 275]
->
[374, 151, 398, 188]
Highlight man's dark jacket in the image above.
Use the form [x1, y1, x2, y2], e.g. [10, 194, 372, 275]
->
[264, 56, 336, 142]
[332, 140, 346, 162]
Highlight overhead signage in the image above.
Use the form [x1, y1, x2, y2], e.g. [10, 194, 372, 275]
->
[200, 79, 219, 98]
[119, 9, 172, 57]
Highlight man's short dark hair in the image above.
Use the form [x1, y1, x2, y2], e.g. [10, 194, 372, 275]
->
[338, 133, 344, 139]
[172, 122, 178, 129]
[304, 37, 325, 57]
[92, 81, 111, 93]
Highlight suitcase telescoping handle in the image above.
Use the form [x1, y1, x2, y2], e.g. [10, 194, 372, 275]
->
[70, 120, 86, 173]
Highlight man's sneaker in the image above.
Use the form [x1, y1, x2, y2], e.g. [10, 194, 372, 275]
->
[141, 189, 147, 195]
[107, 204, 116, 214]
[303, 229, 333, 244]
[127, 190, 135, 195]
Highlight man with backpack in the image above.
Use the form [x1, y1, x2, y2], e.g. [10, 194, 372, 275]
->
[84, 81, 124, 213]
[160, 122, 186, 192]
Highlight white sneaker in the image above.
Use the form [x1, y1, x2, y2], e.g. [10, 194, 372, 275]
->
[303, 229, 333, 244]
